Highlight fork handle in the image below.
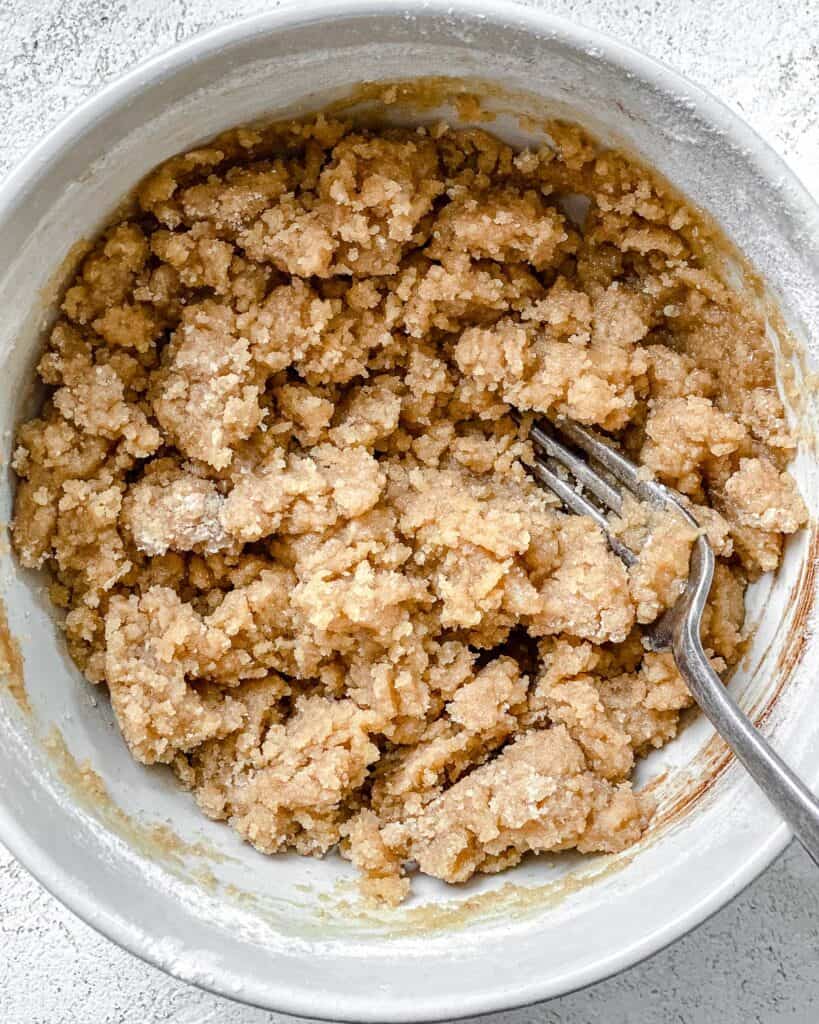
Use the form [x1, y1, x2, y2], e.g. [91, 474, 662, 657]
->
[675, 634, 819, 866]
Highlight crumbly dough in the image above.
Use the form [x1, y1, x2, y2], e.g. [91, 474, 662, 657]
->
[12, 110, 807, 904]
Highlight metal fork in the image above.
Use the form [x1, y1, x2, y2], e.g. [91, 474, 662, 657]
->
[527, 415, 819, 864]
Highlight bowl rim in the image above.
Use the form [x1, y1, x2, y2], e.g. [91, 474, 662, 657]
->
[0, 0, 816, 1018]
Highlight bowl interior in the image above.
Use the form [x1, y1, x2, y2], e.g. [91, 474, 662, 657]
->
[0, 6, 817, 1020]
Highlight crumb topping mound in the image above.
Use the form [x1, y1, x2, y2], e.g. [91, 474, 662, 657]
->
[12, 110, 806, 903]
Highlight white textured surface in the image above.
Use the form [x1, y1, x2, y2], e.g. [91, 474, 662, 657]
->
[1, 1, 818, 1021]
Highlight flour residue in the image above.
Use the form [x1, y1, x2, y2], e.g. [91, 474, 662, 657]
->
[0, 597, 28, 713]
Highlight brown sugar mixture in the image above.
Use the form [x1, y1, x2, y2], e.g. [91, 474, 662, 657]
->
[12, 109, 807, 904]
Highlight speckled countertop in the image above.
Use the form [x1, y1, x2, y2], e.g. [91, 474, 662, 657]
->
[1, 1, 818, 1022]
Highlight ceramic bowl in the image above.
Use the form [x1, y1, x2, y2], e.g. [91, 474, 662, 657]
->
[0, 2, 817, 1019]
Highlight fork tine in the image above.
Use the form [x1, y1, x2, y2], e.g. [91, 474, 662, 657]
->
[529, 420, 623, 513]
[554, 417, 701, 530]
[554, 417, 669, 506]
[530, 458, 637, 566]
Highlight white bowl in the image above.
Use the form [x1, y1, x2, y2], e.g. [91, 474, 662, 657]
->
[0, 2, 817, 1019]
